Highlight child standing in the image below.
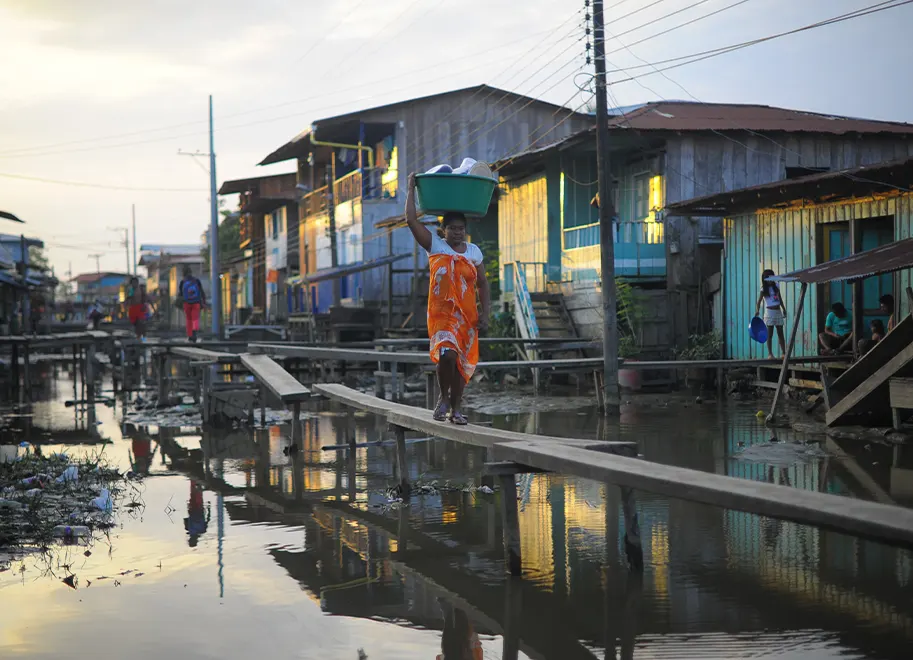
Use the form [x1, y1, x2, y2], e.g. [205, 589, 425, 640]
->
[179, 266, 206, 342]
[126, 277, 147, 339]
[755, 269, 786, 359]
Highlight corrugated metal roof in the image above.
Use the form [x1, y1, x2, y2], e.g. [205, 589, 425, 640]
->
[605, 101, 913, 134]
[666, 157, 913, 216]
[218, 172, 298, 195]
[499, 102, 913, 174]
[259, 84, 590, 166]
[772, 238, 913, 284]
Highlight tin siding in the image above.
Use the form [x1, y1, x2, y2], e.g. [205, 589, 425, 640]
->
[724, 195, 913, 359]
[498, 172, 548, 288]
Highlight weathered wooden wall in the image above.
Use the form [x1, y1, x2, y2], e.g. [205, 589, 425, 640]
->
[723, 194, 913, 360]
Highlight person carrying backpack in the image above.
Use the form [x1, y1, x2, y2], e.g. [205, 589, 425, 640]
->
[179, 266, 207, 342]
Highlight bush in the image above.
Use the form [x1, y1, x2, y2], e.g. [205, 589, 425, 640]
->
[674, 332, 723, 361]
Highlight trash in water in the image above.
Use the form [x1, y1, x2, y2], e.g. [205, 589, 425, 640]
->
[56, 466, 79, 483]
[478, 485, 494, 495]
[92, 489, 113, 512]
[53, 525, 90, 539]
[735, 441, 826, 466]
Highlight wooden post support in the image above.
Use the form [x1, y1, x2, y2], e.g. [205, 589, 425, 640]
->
[425, 370, 436, 410]
[716, 367, 724, 399]
[10, 343, 19, 399]
[390, 361, 399, 402]
[501, 576, 522, 660]
[769, 282, 808, 421]
[260, 385, 266, 427]
[157, 354, 168, 403]
[22, 343, 31, 403]
[906, 286, 913, 321]
[201, 367, 211, 424]
[86, 341, 96, 405]
[393, 424, 410, 494]
[292, 402, 301, 443]
[498, 473, 522, 576]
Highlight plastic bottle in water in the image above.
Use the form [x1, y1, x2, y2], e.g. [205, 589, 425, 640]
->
[52, 525, 90, 540]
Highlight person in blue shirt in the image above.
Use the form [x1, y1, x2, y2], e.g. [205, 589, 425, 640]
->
[818, 302, 854, 354]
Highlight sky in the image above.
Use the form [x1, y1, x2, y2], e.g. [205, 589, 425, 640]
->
[0, 0, 911, 277]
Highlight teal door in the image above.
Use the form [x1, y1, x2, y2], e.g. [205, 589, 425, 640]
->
[862, 225, 894, 334]
[823, 222, 894, 339]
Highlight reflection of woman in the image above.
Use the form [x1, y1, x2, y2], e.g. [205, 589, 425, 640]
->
[405, 174, 490, 425]
[184, 481, 210, 547]
[437, 603, 483, 660]
[129, 437, 154, 476]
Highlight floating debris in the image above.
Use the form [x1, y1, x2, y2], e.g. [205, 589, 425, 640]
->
[735, 441, 827, 466]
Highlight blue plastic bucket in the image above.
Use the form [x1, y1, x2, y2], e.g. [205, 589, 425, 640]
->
[749, 316, 768, 344]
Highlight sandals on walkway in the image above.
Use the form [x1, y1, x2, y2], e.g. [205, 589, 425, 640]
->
[433, 400, 450, 421]
[450, 411, 469, 426]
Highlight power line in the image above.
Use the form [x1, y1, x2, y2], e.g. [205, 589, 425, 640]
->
[606, 0, 913, 83]
[0, 172, 206, 192]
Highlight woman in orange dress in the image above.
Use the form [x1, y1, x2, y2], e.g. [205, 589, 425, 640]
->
[406, 173, 490, 425]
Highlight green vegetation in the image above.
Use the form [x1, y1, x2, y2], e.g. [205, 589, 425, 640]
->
[674, 331, 723, 361]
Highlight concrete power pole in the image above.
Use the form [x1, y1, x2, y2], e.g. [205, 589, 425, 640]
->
[209, 95, 222, 337]
[132, 204, 138, 276]
[89, 253, 103, 273]
[593, 0, 621, 415]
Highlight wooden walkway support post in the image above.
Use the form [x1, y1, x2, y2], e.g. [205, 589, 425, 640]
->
[769, 282, 808, 421]
[498, 474, 522, 576]
[392, 424, 410, 494]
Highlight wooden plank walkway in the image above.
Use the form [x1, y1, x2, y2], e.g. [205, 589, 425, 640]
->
[168, 346, 241, 364]
[239, 353, 310, 403]
[314, 383, 913, 552]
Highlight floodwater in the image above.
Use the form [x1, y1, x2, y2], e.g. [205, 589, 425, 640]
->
[1, 365, 912, 660]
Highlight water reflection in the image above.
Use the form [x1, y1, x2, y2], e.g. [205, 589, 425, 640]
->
[183, 409, 913, 660]
[2, 371, 913, 659]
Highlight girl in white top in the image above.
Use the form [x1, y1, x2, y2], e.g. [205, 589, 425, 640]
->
[755, 268, 787, 359]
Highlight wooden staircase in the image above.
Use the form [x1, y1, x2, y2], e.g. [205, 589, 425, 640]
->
[825, 313, 913, 426]
[529, 293, 579, 339]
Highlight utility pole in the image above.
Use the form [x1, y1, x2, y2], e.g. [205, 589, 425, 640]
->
[327, 152, 341, 307]
[132, 204, 137, 276]
[89, 253, 103, 273]
[209, 95, 222, 337]
[20, 234, 30, 333]
[108, 227, 130, 275]
[593, 0, 621, 415]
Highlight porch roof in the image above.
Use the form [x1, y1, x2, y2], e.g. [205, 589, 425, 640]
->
[0, 210, 24, 223]
[772, 237, 913, 284]
[665, 157, 913, 217]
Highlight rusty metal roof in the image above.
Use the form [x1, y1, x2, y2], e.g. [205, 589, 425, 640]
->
[665, 157, 913, 216]
[218, 172, 297, 195]
[605, 101, 913, 134]
[499, 102, 913, 174]
[772, 238, 913, 284]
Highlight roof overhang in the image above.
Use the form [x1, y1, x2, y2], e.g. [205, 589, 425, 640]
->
[666, 157, 913, 217]
[772, 237, 913, 284]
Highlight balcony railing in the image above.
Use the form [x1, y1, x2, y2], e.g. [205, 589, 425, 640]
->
[301, 168, 395, 217]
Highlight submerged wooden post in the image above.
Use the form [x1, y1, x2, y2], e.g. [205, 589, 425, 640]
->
[498, 474, 522, 576]
[501, 576, 522, 660]
[425, 370, 436, 410]
[291, 402, 301, 444]
[157, 353, 169, 403]
[769, 281, 808, 421]
[10, 343, 20, 399]
[22, 342, 31, 403]
[393, 424, 410, 494]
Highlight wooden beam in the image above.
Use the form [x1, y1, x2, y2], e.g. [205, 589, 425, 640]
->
[484, 461, 548, 476]
[498, 474, 522, 576]
[826, 341, 913, 426]
[769, 282, 808, 421]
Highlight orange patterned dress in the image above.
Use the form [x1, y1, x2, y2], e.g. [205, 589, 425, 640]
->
[426, 236, 483, 383]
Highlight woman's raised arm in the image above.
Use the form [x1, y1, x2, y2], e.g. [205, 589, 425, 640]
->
[405, 173, 432, 251]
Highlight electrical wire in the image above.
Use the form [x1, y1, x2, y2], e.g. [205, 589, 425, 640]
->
[606, 0, 913, 83]
[0, 172, 206, 192]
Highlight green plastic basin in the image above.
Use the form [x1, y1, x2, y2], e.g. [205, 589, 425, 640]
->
[415, 173, 496, 217]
